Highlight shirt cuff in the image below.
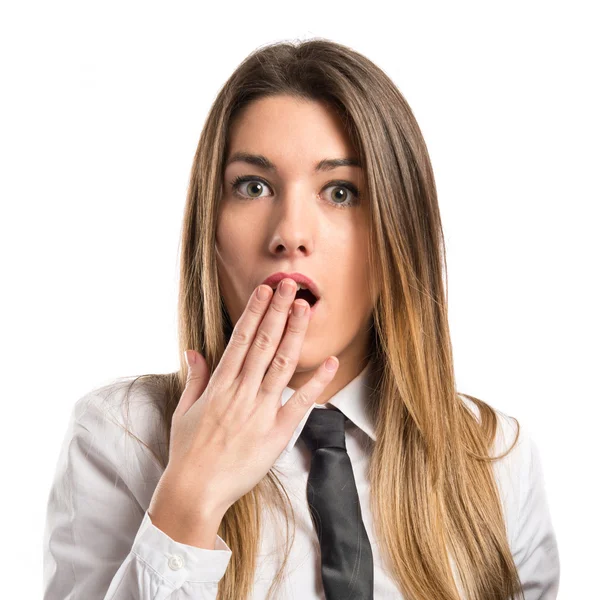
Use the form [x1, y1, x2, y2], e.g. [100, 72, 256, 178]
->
[131, 510, 233, 585]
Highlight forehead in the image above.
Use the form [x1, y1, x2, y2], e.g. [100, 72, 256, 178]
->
[225, 95, 358, 168]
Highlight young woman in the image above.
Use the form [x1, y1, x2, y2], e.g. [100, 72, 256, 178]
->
[43, 38, 560, 600]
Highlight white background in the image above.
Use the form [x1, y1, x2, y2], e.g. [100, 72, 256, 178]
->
[1, 1, 597, 597]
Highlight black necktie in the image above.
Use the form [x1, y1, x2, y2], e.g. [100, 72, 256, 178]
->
[299, 406, 374, 600]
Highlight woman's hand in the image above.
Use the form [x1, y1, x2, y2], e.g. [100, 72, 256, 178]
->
[149, 278, 339, 540]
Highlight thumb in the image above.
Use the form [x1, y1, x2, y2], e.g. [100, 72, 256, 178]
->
[277, 356, 339, 437]
[174, 349, 210, 418]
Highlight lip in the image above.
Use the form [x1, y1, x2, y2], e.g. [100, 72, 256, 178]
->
[306, 297, 320, 319]
[261, 271, 322, 303]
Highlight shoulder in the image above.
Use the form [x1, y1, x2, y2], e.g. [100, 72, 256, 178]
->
[70, 377, 169, 475]
[458, 393, 544, 547]
[74, 377, 163, 428]
[458, 392, 526, 457]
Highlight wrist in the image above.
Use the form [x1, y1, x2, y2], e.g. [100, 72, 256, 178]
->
[148, 467, 227, 549]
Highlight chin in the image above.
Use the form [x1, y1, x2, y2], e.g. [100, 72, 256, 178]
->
[293, 348, 331, 373]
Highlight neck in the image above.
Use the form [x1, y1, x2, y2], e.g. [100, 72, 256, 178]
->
[287, 336, 371, 405]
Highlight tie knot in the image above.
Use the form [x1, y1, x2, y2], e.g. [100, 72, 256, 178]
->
[300, 406, 347, 452]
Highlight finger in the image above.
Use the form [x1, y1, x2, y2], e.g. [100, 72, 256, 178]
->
[276, 356, 339, 436]
[260, 298, 310, 397]
[240, 278, 299, 391]
[174, 349, 210, 418]
[214, 283, 274, 384]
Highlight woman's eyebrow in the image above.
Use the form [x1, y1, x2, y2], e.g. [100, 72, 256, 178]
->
[225, 151, 362, 173]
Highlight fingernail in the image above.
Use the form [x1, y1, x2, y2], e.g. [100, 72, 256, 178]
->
[184, 350, 195, 367]
[280, 279, 295, 297]
[257, 285, 270, 300]
[292, 301, 305, 317]
[325, 357, 338, 371]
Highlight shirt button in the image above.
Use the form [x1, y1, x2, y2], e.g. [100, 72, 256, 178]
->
[168, 554, 184, 570]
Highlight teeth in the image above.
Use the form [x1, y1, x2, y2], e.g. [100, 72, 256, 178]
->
[271, 282, 314, 294]
[271, 282, 309, 290]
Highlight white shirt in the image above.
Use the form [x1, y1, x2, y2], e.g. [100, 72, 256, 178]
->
[43, 362, 560, 599]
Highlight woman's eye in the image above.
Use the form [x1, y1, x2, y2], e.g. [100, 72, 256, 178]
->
[230, 177, 271, 199]
[324, 184, 360, 208]
[229, 176, 360, 209]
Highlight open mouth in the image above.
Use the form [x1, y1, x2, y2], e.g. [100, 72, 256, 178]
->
[272, 287, 319, 307]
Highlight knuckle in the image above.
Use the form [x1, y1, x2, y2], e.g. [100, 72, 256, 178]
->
[286, 321, 304, 334]
[270, 301, 288, 314]
[185, 372, 205, 384]
[253, 328, 273, 351]
[230, 327, 252, 348]
[248, 302, 264, 315]
[271, 353, 292, 373]
[295, 389, 312, 406]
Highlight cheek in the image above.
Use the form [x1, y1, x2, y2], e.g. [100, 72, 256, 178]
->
[327, 263, 370, 318]
[216, 218, 244, 263]
[339, 252, 372, 311]
[217, 206, 263, 256]
[347, 273, 372, 312]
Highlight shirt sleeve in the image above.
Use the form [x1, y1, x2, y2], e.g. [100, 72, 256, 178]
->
[511, 424, 561, 599]
[43, 390, 233, 600]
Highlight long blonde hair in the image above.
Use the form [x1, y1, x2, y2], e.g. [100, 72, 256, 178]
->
[114, 38, 524, 599]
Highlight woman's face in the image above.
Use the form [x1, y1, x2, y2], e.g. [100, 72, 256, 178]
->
[216, 94, 377, 393]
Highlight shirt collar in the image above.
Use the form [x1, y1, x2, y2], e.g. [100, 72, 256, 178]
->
[279, 359, 377, 456]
